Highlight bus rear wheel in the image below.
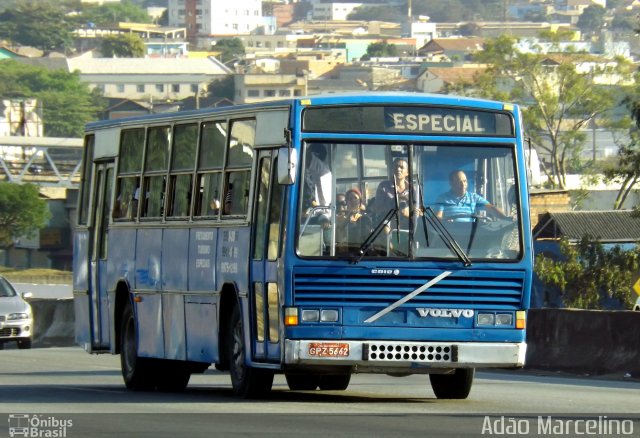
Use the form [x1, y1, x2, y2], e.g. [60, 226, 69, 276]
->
[120, 300, 156, 391]
[429, 368, 474, 399]
[227, 305, 274, 398]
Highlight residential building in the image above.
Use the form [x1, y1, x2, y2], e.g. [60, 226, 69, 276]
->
[416, 64, 486, 93]
[234, 73, 306, 103]
[312, 3, 363, 21]
[73, 23, 189, 58]
[417, 37, 485, 61]
[168, 0, 266, 39]
[66, 57, 232, 101]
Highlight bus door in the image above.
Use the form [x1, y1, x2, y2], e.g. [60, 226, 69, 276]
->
[250, 150, 284, 362]
[88, 160, 114, 350]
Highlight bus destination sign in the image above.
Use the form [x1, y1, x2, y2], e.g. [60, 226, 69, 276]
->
[303, 105, 514, 136]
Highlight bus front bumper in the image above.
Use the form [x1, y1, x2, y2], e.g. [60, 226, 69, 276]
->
[284, 340, 526, 371]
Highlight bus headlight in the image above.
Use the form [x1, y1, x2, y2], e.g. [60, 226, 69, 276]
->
[495, 313, 513, 326]
[320, 309, 339, 322]
[301, 309, 319, 322]
[477, 313, 495, 326]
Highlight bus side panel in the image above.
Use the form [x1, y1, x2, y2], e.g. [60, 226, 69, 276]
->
[161, 228, 189, 361]
[185, 296, 218, 363]
[107, 228, 137, 291]
[73, 229, 90, 346]
[162, 294, 186, 360]
[135, 228, 164, 358]
[185, 228, 219, 363]
[162, 228, 189, 291]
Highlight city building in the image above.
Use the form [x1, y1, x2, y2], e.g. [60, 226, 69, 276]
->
[168, 0, 268, 40]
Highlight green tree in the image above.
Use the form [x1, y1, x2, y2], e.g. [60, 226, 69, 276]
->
[213, 38, 245, 64]
[604, 68, 640, 210]
[462, 34, 632, 189]
[0, 2, 75, 54]
[0, 60, 104, 137]
[208, 75, 235, 101]
[81, 0, 151, 26]
[535, 237, 638, 309]
[361, 41, 397, 61]
[0, 182, 50, 248]
[577, 5, 606, 37]
[101, 33, 146, 58]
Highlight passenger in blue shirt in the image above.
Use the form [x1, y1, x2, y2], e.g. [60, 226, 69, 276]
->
[435, 170, 508, 222]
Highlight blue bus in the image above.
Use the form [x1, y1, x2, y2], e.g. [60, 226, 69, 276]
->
[74, 93, 532, 398]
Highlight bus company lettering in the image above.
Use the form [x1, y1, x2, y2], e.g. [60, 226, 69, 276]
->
[390, 112, 486, 134]
[417, 308, 474, 318]
[195, 231, 214, 241]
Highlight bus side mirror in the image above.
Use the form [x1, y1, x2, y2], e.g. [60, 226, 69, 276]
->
[278, 147, 297, 185]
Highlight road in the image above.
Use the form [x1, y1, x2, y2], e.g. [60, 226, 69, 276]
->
[0, 347, 638, 437]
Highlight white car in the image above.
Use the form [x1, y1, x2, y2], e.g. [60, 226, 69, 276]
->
[0, 275, 33, 349]
[634, 296, 640, 311]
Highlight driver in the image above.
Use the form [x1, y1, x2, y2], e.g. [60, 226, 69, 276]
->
[435, 170, 508, 222]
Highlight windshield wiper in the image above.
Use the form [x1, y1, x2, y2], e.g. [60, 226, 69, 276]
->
[422, 206, 472, 267]
[352, 207, 397, 264]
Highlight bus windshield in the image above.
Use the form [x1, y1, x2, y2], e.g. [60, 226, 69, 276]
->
[297, 142, 521, 261]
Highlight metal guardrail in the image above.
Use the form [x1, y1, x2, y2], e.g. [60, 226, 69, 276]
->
[0, 136, 84, 188]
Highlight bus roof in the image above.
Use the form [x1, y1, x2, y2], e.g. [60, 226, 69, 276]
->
[85, 92, 515, 132]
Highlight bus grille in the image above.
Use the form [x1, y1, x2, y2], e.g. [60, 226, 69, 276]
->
[293, 267, 524, 310]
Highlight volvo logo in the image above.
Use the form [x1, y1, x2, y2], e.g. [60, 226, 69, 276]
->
[371, 269, 400, 276]
[416, 308, 474, 318]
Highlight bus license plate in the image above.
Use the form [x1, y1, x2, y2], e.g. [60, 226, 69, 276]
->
[308, 343, 349, 357]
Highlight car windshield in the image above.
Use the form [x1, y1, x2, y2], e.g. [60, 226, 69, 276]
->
[0, 277, 17, 297]
[296, 142, 522, 262]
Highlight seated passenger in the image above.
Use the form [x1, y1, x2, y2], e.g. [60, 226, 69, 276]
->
[336, 188, 373, 253]
[375, 158, 413, 219]
[435, 170, 508, 222]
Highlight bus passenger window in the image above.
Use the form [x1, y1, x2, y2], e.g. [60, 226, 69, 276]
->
[115, 128, 144, 221]
[195, 173, 222, 217]
[167, 123, 197, 218]
[223, 171, 250, 216]
[114, 177, 140, 220]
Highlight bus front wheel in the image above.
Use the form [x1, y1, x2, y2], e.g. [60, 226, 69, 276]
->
[120, 300, 156, 390]
[319, 373, 351, 391]
[227, 305, 274, 398]
[429, 368, 474, 399]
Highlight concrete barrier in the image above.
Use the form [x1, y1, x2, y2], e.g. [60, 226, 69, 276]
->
[27, 300, 640, 377]
[526, 308, 640, 376]
[30, 298, 75, 348]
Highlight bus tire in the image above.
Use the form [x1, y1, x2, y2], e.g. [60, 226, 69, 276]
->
[429, 368, 474, 399]
[318, 373, 351, 391]
[285, 373, 320, 391]
[120, 300, 156, 391]
[156, 364, 191, 392]
[227, 305, 274, 398]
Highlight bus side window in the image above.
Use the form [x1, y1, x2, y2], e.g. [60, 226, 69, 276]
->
[141, 126, 170, 219]
[167, 123, 197, 218]
[115, 128, 144, 221]
[224, 119, 255, 217]
[194, 121, 226, 218]
[223, 170, 250, 215]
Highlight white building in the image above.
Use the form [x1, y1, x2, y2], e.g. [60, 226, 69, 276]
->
[312, 3, 363, 21]
[66, 57, 232, 101]
[168, 0, 265, 37]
